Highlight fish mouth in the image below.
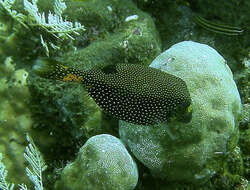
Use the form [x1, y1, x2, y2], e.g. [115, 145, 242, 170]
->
[170, 104, 192, 123]
[179, 107, 192, 123]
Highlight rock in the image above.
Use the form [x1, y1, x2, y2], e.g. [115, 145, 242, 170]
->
[55, 134, 138, 190]
[119, 41, 242, 183]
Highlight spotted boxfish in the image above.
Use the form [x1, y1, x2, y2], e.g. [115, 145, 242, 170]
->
[33, 58, 192, 125]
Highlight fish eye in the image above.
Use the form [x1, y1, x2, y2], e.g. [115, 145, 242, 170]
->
[101, 64, 118, 74]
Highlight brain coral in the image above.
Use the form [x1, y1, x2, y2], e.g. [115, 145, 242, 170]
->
[119, 41, 242, 183]
[55, 134, 138, 190]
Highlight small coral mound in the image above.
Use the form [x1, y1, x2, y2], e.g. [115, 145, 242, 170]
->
[119, 41, 242, 183]
[55, 134, 138, 190]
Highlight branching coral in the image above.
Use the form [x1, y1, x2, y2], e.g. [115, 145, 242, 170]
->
[0, 135, 46, 190]
[0, 154, 14, 190]
[0, 0, 85, 57]
[23, 0, 85, 40]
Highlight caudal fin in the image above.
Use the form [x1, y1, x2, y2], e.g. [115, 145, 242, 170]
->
[33, 58, 84, 82]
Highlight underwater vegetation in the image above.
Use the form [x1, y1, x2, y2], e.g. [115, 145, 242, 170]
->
[0, 0, 249, 190]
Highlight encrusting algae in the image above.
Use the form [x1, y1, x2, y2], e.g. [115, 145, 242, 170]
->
[33, 58, 192, 125]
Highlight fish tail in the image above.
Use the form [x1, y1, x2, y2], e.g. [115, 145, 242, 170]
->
[32, 58, 84, 82]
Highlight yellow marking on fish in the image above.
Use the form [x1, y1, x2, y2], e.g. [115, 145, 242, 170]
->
[62, 65, 69, 69]
[187, 105, 192, 113]
[63, 74, 83, 82]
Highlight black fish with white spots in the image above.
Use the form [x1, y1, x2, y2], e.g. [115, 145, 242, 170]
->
[33, 58, 192, 125]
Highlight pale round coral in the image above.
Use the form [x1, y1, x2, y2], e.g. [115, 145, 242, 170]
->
[55, 134, 138, 190]
[119, 41, 242, 183]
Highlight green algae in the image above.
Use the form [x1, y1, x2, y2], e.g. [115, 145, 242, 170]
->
[0, 58, 32, 186]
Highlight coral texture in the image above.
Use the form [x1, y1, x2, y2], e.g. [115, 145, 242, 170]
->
[55, 134, 138, 190]
[119, 41, 242, 183]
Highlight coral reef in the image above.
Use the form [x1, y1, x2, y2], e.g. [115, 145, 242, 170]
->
[55, 134, 138, 190]
[58, 0, 161, 69]
[119, 41, 242, 183]
[27, 0, 161, 168]
[236, 57, 250, 185]
[0, 0, 249, 189]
